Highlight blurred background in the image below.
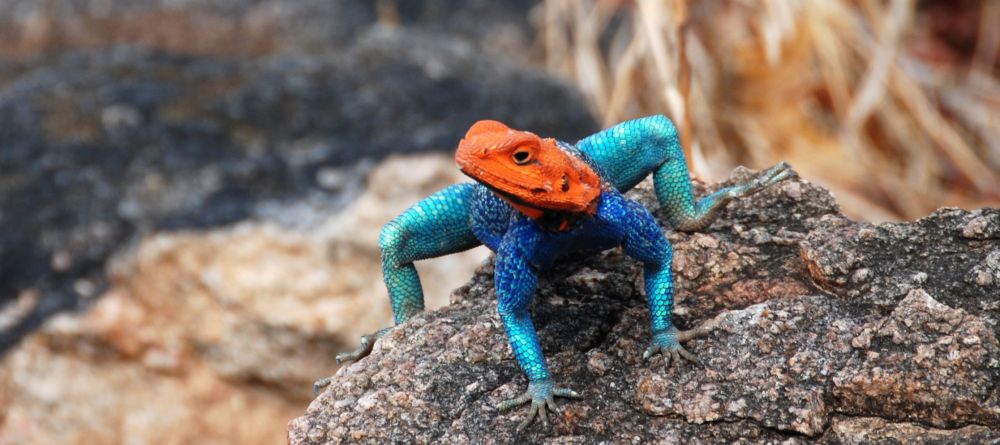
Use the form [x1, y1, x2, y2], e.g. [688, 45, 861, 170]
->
[0, 1, 996, 444]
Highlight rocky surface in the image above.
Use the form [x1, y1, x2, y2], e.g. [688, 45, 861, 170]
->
[0, 154, 489, 445]
[290, 169, 1000, 444]
[0, 17, 594, 350]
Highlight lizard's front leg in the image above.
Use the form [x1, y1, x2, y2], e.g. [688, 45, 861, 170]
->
[314, 184, 482, 395]
[620, 197, 713, 366]
[493, 225, 581, 432]
[495, 310, 582, 432]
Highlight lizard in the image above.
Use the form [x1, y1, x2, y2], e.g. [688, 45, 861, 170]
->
[315, 115, 793, 431]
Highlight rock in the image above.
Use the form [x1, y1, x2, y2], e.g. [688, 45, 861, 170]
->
[824, 416, 1000, 444]
[0, 154, 489, 444]
[832, 289, 999, 428]
[0, 334, 299, 445]
[0, 24, 595, 351]
[289, 172, 1000, 443]
[0, 0, 542, 59]
[961, 210, 1000, 240]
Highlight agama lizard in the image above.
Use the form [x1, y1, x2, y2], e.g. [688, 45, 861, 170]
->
[316, 115, 793, 431]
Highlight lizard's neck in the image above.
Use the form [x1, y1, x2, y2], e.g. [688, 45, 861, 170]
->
[501, 193, 601, 232]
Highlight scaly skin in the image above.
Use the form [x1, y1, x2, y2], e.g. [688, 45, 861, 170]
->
[316, 115, 794, 431]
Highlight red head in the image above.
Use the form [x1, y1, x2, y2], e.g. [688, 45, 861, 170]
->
[455, 120, 602, 218]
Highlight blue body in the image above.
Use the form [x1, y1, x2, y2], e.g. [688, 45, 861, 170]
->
[378, 115, 703, 385]
[480, 186, 674, 382]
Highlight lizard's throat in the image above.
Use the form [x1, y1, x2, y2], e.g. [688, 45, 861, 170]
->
[484, 185, 599, 232]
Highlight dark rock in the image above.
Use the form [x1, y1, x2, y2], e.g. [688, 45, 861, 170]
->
[0, 26, 596, 351]
[801, 207, 1000, 336]
[0, 0, 540, 58]
[289, 171, 1000, 443]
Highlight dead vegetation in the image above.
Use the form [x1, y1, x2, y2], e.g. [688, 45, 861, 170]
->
[539, 0, 1000, 221]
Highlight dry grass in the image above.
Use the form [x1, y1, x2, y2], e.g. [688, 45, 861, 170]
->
[539, 0, 1000, 221]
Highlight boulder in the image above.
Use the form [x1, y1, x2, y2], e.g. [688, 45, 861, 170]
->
[0, 154, 489, 445]
[289, 168, 1000, 444]
[0, 25, 594, 351]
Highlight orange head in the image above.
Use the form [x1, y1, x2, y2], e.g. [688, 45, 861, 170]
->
[455, 120, 602, 218]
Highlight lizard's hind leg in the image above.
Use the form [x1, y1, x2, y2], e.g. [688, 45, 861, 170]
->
[577, 114, 794, 232]
[656, 160, 794, 232]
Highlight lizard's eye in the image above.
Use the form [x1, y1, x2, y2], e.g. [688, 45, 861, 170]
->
[512, 148, 533, 165]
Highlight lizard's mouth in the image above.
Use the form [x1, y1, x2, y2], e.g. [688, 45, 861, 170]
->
[459, 167, 530, 202]
[459, 166, 538, 200]
[483, 182, 549, 211]
[459, 165, 597, 216]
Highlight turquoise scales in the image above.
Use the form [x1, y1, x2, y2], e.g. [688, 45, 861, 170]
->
[320, 115, 793, 431]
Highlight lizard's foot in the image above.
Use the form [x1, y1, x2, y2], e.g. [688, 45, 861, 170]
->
[674, 162, 796, 232]
[730, 161, 795, 199]
[643, 325, 712, 368]
[312, 376, 334, 397]
[312, 327, 391, 396]
[336, 327, 391, 364]
[496, 378, 582, 432]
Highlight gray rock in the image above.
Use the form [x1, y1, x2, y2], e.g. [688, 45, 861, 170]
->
[289, 172, 1000, 444]
[0, 25, 595, 351]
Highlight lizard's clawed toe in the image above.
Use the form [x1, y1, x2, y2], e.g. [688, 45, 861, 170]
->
[334, 327, 391, 365]
[315, 328, 392, 396]
[644, 325, 706, 368]
[496, 393, 532, 411]
[676, 347, 700, 364]
[497, 378, 580, 432]
[644, 343, 700, 368]
[552, 387, 581, 399]
[312, 376, 333, 396]
[738, 162, 795, 196]
[763, 162, 795, 185]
